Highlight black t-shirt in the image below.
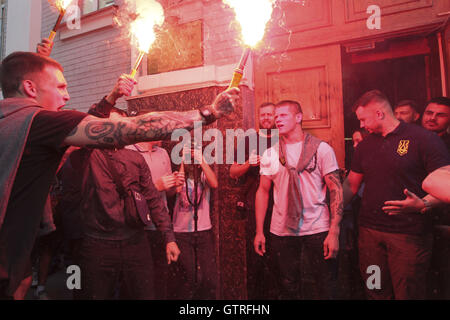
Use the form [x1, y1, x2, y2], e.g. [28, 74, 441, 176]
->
[234, 131, 275, 235]
[442, 132, 450, 151]
[351, 122, 450, 235]
[0, 109, 86, 295]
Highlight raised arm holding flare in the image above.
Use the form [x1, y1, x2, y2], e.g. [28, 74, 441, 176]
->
[0, 51, 239, 299]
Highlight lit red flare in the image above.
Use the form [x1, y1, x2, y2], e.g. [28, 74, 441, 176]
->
[48, 0, 73, 42]
[223, 0, 274, 48]
[54, 0, 73, 11]
[128, 0, 165, 78]
[223, 0, 275, 88]
[228, 47, 251, 89]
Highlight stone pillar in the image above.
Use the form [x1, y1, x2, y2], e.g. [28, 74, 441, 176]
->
[127, 84, 254, 299]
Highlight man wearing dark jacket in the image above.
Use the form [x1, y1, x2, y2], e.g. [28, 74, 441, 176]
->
[77, 108, 180, 299]
[0, 51, 239, 299]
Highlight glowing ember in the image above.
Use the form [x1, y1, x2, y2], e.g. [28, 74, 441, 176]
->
[129, 0, 165, 53]
[53, 0, 73, 11]
[223, 0, 275, 47]
[48, 0, 73, 42]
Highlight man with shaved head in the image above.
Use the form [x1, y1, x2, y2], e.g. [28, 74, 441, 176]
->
[343, 90, 450, 299]
[254, 100, 343, 299]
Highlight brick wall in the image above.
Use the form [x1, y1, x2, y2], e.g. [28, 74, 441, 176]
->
[41, 0, 131, 112]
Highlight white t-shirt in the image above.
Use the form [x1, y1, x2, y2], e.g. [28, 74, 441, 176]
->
[260, 141, 339, 236]
[126, 144, 172, 230]
[173, 172, 212, 232]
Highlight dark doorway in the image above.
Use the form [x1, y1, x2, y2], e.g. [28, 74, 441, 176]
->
[341, 35, 443, 169]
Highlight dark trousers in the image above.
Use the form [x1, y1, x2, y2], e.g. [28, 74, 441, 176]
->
[76, 232, 154, 300]
[174, 230, 217, 299]
[246, 236, 279, 299]
[358, 226, 432, 300]
[146, 230, 168, 299]
[270, 232, 338, 300]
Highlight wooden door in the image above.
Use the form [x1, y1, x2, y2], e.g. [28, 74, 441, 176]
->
[254, 44, 345, 168]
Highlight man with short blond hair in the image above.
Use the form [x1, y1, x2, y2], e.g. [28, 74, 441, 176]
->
[254, 99, 343, 299]
[344, 90, 450, 299]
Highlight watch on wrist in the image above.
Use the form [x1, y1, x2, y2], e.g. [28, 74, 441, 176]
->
[199, 106, 217, 125]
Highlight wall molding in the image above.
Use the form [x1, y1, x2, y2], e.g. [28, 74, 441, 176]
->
[127, 62, 252, 100]
[59, 5, 115, 40]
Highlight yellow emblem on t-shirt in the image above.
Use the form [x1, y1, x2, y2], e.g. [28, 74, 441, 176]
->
[397, 140, 409, 156]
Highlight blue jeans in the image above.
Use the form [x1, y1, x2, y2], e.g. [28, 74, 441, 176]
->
[270, 232, 338, 299]
[76, 232, 154, 300]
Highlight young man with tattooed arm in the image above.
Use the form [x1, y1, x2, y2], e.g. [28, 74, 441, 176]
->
[0, 51, 239, 299]
[254, 100, 343, 300]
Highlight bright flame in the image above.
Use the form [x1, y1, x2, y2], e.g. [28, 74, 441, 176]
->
[129, 0, 165, 53]
[223, 0, 274, 47]
[53, 0, 73, 11]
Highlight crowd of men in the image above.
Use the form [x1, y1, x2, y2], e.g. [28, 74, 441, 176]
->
[0, 42, 449, 300]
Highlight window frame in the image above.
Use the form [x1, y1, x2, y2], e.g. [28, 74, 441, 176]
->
[79, 0, 115, 16]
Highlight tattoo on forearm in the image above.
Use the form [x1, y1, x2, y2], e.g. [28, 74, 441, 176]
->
[326, 171, 344, 222]
[83, 110, 201, 147]
[86, 122, 115, 140]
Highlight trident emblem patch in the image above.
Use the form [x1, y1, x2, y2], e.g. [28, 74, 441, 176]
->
[397, 140, 409, 156]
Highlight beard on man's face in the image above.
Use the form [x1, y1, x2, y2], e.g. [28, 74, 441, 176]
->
[260, 120, 275, 130]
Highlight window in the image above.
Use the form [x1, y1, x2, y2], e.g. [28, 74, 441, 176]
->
[82, 0, 115, 15]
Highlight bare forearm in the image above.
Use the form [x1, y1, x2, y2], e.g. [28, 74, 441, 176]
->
[329, 189, 343, 234]
[130, 110, 204, 142]
[255, 188, 269, 235]
[325, 171, 344, 233]
[200, 162, 218, 189]
[65, 110, 204, 148]
[230, 162, 251, 179]
[65, 87, 240, 148]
